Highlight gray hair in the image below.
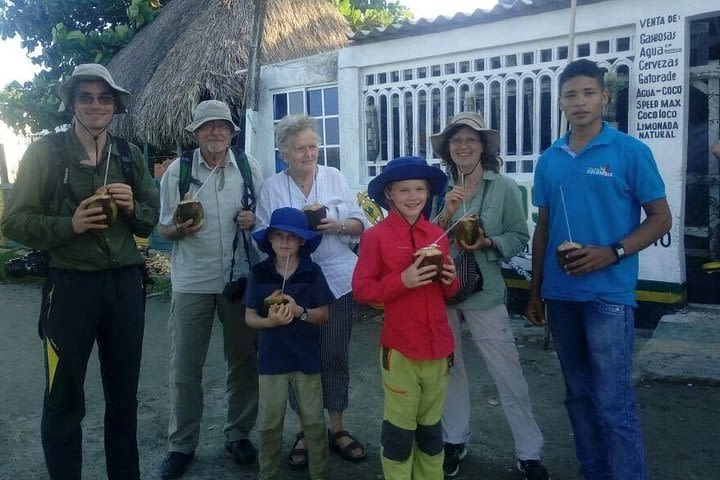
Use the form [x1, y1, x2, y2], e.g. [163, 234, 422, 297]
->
[274, 114, 319, 155]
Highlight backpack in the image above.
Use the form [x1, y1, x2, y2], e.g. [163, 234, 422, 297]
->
[177, 145, 255, 210]
[43, 132, 135, 214]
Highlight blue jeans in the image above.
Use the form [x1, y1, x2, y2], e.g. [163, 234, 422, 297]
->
[546, 300, 647, 480]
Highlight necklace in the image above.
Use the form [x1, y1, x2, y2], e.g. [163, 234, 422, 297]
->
[286, 166, 319, 206]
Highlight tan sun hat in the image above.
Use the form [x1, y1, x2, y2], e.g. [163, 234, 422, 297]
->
[57, 63, 131, 113]
[430, 112, 500, 160]
[185, 100, 240, 132]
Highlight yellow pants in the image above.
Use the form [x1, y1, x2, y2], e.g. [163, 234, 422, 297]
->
[380, 346, 450, 480]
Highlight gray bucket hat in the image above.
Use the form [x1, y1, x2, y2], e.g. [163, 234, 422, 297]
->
[185, 100, 240, 132]
[430, 112, 500, 160]
[58, 63, 131, 113]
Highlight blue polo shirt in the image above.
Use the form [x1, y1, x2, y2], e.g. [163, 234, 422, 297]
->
[243, 256, 334, 375]
[533, 122, 666, 305]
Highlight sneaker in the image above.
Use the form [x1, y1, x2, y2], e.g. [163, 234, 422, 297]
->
[159, 451, 194, 479]
[225, 439, 257, 465]
[517, 459, 550, 480]
[442, 442, 467, 477]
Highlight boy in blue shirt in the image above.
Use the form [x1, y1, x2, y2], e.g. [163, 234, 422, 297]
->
[245, 207, 334, 480]
[525, 59, 672, 480]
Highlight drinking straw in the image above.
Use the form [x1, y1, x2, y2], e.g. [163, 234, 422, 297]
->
[102, 147, 112, 187]
[192, 164, 219, 200]
[431, 216, 466, 246]
[560, 186, 573, 243]
[280, 254, 290, 293]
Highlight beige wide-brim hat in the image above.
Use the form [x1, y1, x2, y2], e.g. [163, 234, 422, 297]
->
[57, 63, 131, 113]
[185, 100, 240, 132]
[430, 112, 500, 159]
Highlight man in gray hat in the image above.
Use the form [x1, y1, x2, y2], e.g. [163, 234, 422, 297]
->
[158, 100, 262, 479]
[1, 63, 159, 479]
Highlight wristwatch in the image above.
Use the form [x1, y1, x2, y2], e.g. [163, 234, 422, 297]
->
[298, 307, 309, 322]
[611, 242, 626, 264]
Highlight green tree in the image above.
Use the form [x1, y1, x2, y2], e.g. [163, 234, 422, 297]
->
[0, 0, 161, 134]
[332, 0, 413, 31]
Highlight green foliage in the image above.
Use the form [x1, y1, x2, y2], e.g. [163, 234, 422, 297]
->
[332, 0, 413, 31]
[0, 0, 161, 134]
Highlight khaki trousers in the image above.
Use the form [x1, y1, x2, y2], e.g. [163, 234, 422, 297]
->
[257, 373, 327, 480]
[167, 292, 258, 452]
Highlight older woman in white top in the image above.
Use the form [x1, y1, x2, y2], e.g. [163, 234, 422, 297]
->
[255, 114, 369, 467]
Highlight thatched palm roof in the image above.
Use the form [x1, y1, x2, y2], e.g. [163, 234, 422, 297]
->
[108, 0, 350, 151]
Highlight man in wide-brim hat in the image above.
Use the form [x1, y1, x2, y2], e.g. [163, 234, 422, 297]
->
[1, 63, 159, 479]
[157, 99, 263, 479]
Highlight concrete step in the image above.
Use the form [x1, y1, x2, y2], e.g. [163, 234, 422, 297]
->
[635, 304, 720, 384]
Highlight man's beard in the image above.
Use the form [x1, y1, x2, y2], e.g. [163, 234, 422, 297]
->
[205, 142, 228, 154]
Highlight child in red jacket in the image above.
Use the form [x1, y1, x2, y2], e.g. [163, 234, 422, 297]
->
[352, 156, 459, 480]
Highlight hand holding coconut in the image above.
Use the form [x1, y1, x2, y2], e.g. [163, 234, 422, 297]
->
[402, 250, 443, 288]
[105, 183, 134, 215]
[173, 193, 205, 237]
[266, 296, 294, 326]
[559, 243, 622, 275]
[72, 195, 110, 233]
[439, 255, 457, 286]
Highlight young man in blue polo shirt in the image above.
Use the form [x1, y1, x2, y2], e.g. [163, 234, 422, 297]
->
[244, 207, 334, 480]
[525, 59, 672, 480]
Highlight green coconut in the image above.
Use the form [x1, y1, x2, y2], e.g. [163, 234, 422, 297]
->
[264, 289, 289, 308]
[87, 186, 118, 226]
[453, 213, 479, 246]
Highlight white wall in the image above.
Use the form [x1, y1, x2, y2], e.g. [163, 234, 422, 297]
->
[258, 0, 720, 291]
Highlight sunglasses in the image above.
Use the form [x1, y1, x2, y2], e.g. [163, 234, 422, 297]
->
[75, 93, 116, 106]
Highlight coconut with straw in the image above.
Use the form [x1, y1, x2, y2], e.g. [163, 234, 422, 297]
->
[556, 186, 582, 269]
[452, 170, 480, 245]
[87, 148, 119, 225]
[173, 164, 217, 226]
[265, 255, 291, 310]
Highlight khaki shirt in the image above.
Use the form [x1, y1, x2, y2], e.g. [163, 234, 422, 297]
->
[1, 130, 160, 271]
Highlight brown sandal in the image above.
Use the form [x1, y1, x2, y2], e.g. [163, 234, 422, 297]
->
[287, 431, 308, 469]
[329, 430, 367, 462]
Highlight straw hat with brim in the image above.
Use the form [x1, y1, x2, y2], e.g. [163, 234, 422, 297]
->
[368, 156, 447, 212]
[252, 207, 322, 256]
[185, 100, 240, 132]
[58, 63, 131, 113]
[430, 112, 500, 160]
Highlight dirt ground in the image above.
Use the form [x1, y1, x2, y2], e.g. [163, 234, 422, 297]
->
[1, 282, 718, 480]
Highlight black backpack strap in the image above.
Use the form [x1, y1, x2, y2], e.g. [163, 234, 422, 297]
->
[43, 133, 69, 215]
[231, 145, 255, 212]
[113, 137, 135, 185]
[230, 145, 256, 271]
[178, 149, 202, 199]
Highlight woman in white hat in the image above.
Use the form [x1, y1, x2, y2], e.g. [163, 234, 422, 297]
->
[431, 112, 549, 480]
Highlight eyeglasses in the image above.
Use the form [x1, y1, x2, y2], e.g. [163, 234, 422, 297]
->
[200, 121, 232, 132]
[75, 93, 116, 106]
[449, 137, 481, 147]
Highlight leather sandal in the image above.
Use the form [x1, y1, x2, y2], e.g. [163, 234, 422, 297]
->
[287, 431, 308, 470]
[328, 430, 367, 462]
